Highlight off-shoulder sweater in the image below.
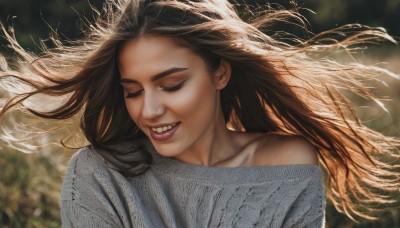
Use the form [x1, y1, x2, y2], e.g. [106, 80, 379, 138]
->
[60, 140, 326, 228]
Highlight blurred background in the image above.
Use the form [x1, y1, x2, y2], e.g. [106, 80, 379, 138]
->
[0, 0, 399, 227]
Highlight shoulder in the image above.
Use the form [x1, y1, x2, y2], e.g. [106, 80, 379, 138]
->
[63, 146, 109, 178]
[61, 147, 108, 198]
[60, 147, 127, 226]
[252, 133, 319, 166]
[61, 146, 129, 204]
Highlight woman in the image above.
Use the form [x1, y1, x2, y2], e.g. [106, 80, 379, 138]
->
[1, 0, 399, 227]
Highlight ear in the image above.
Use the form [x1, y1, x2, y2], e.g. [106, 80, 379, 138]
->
[213, 59, 231, 90]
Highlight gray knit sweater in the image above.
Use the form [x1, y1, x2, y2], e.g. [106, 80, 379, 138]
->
[61, 140, 326, 228]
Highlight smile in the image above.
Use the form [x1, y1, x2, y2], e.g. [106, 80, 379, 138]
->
[149, 122, 180, 141]
[151, 122, 178, 133]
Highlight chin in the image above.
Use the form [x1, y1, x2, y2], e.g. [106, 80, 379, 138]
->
[150, 141, 180, 157]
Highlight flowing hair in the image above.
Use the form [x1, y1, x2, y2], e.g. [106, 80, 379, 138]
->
[0, 0, 399, 221]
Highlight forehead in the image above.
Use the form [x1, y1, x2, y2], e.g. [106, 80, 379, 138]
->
[118, 35, 198, 78]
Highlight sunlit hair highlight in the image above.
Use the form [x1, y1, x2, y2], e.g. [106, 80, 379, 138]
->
[0, 0, 399, 221]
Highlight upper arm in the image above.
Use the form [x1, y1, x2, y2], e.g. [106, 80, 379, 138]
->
[61, 148, 124, 227]
[253, 134, 319, 166]
[61, 200, 119, 228]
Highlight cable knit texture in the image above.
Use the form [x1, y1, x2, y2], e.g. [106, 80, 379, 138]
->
[60, 139, 326, 228]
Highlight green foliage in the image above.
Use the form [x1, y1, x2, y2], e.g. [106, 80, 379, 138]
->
[0, 148, 64, 227]
[0, 0, 104, 55]
[322, 49, 400, 227]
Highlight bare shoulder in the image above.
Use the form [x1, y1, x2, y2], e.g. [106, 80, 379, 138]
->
[252, 133, 319, 166]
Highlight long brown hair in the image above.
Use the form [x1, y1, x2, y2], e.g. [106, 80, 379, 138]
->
[1, 0, 399, 221]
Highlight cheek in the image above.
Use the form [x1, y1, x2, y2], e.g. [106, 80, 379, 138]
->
[125, 100, 141, 125]
[170, 76, 217, 124]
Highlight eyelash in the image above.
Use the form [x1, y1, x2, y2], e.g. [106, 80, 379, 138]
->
[125, 80, 187, 98]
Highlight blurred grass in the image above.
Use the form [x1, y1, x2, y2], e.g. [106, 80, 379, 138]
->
[0, 148, 63, 227]
[0, 48, 399, 227]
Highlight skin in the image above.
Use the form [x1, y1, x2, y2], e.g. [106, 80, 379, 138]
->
[118, 35, 318, 167]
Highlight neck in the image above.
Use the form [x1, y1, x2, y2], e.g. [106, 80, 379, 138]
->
[173, 110, 238, 167]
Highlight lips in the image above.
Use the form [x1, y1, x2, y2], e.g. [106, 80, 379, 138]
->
[148, 122, 180, 141]
[151, 122, 179, 133]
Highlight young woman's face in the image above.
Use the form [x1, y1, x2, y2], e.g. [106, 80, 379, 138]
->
[118, 35, 224, 157]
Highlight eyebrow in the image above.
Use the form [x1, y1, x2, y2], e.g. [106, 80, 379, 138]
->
[120, 67, 188, 84]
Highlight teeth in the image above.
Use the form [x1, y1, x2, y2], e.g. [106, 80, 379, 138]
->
[151, 123, 177, 133]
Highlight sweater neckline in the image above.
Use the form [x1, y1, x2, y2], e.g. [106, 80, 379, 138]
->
[143, 139, 322, 185]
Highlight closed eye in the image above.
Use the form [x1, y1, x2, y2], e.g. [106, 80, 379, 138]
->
[125, 90, 143, 98]
[124, 80, 188, 99]
[162, 80, 188, 92]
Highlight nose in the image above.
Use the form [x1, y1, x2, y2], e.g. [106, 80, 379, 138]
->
[141, 90, 165, 121]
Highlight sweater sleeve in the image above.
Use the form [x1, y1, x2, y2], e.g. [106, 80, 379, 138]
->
[61, 200, 118, 228]
[297, 178, 326, 228]
[60, 148, 125, 228]
[279, 167, 326, 228]
[303, 213, 326, 228]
